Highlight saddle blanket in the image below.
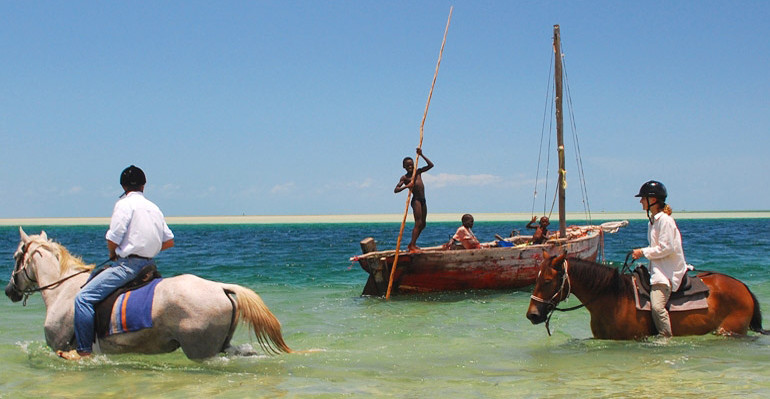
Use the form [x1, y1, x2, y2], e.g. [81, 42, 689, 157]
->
[107, 278, 162, 336]
[632, 273, 709, 312]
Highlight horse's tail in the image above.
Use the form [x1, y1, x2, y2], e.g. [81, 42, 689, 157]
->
[746, 285, 770, 335]
[222, 284, 293, 354]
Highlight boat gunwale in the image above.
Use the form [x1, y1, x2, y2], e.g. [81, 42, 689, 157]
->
[355, 226, 603, 261]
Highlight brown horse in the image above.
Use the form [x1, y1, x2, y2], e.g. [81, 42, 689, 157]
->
[526, 252, 769, 339]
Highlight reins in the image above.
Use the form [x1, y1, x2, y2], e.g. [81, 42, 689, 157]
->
[17, 270, 90, 305]
[10, 241, 108, 306]
[620, 251, 636, 274]
[536, 255, 638, 335]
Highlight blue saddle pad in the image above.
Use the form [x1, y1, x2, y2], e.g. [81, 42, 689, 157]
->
[108, 278, 162, 336]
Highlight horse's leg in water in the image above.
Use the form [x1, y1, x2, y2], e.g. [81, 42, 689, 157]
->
[178, 299, 234, 359]
[153, 276, 236, 360]
[674, 274, 756, 336]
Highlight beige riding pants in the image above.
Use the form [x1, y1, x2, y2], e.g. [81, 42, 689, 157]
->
[650, 283, 673, 337]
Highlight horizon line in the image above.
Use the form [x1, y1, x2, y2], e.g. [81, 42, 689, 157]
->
[1, 210, 769, 226]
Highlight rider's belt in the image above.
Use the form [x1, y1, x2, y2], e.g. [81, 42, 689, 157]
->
[127, 255, 151, 260]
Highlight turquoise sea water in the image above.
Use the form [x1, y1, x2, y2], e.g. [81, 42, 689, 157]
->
[1, 219, 769, 398]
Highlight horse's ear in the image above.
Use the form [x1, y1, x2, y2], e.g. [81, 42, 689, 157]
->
[552, 252, 567, 270]
[19, 226, 30, 243]
[542, 250, 550, 260]
[40, 231, 48, 241]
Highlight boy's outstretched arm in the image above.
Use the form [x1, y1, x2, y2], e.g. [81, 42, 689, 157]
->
[525, 216, 538, 229]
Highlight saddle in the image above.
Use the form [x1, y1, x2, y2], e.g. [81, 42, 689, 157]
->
[94, 262, 161, 338]
[631, 265, 709, 312]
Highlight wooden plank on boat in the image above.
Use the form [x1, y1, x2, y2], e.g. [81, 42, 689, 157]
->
[360, 237, 377, 253]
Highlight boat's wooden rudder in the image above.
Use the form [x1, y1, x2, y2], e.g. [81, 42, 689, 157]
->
[359, 238, 388, 296]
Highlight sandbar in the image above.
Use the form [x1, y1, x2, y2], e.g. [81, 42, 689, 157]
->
[0, 211, 768, 226]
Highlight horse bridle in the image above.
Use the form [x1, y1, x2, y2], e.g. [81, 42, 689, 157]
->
[9, 244, 34, 295]
[530, 260, 571, 336]
[8, 241, 89, 306]
[530, 259, 572, 310]
[530, 260, 589, 336]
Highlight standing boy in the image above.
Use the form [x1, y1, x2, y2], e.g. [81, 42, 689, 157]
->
[394, 148, 434, 252]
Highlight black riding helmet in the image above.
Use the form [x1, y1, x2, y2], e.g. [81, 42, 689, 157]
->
[119, 165, 146, 197]
[634, 180, 667, 201]
[120, 165, 146, 187]
[636, 180, 667, 224]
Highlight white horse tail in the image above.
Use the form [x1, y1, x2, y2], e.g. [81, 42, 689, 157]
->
[222, 284, 292, 354]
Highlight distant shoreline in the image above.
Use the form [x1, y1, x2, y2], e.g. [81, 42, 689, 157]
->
[1, 211, 768, 226]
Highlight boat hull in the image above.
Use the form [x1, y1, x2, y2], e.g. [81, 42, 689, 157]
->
[355, 229, 603, 296]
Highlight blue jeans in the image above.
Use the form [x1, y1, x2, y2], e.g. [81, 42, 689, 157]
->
[73, 256, 151, 353]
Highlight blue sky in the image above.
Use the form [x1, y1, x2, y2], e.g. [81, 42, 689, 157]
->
[2, 1, 768, 218]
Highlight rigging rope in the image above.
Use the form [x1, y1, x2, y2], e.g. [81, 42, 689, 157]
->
[532, 35, 592, 225]
[562, 53, 592, 224]
[532, 47, 554, 222]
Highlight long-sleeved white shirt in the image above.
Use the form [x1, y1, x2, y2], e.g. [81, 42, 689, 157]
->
[642, 212, 688, 291]
[105, 191, 174, 258]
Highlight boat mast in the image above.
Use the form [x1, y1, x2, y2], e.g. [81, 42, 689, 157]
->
[553, 24, 566, 238]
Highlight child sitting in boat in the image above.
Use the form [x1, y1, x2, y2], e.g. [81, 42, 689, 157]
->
[445, 214, 485, 250]
[526, 216, 551, 244]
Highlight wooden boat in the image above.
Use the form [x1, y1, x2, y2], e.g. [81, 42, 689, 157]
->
[352, 25, 627, 296]
[353, 222, 627, 295]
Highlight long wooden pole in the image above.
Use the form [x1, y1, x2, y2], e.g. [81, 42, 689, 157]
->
[386, 6, 453, 299]
[554, 24, 567, 238]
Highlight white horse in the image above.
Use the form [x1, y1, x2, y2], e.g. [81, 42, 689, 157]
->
[5, 227, 292, 360]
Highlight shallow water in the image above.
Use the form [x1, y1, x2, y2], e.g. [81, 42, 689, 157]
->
[1, 219, 769, 398]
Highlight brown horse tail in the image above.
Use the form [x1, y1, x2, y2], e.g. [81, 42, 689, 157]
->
[222, 284, 293, 354]
[747, 288, 770, 335]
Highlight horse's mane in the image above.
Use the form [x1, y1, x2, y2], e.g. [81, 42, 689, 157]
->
[56, 244, 94, 275]
[568, 258, 634, 297]
[26, 236, 94, 276]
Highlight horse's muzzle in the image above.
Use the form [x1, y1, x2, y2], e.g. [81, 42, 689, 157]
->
[5, 283, 23, 303]
[526, 304, 547, 324]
